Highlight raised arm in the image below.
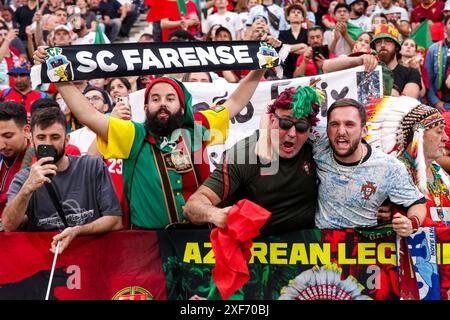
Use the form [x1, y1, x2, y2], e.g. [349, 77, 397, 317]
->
[323, 54, 377, 73]
[34, 46, 110, 141]
[224, 69, 265, 118]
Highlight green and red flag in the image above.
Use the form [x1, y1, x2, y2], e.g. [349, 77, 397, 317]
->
[94, 23, 106, 44]
[146, 0, 186, 22]
[411, 18, 433, 54]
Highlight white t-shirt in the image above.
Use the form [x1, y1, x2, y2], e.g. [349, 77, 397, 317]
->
[69, 127, 97, 155]
[205, 11, 244, 40]
[73, 32, 111, 45]
[349, 15, 371, 32]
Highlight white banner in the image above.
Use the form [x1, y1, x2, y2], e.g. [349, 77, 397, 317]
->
[130, 66, 383, 169]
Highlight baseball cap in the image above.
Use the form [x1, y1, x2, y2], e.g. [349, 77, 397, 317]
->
[7, 59, 31, 76]
[54, 24, 71, 33]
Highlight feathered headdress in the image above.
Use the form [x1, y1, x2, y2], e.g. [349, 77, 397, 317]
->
[366, 96, 447, 195]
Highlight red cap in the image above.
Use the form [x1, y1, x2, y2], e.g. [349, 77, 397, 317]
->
[143, 77, 186, 110]
[443, 111, 450, 149]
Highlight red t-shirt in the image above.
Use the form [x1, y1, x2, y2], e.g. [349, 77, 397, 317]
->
[411, 1, 445, 23]
[0, 149, 26, 217]
[162, 1, 200, 41]
[0, 88, 47, 115]
[295, 52, 337, 76]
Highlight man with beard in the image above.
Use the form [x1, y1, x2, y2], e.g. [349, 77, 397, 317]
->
[2, 107, 122, 254]
[33, 44, 268, 229]
[323, 24, 422, 99]
[312, 98, 426, 236]
[347, 0, 371, 31]
[0, 59, 47, 119]
[0, 102, 32, 224]
[70, 13, 110, 45]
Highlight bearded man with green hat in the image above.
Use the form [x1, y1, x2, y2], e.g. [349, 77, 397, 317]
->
[323, 24, 422, 98]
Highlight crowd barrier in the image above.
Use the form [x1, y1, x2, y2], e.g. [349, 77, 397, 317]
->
[0, 227, 448, 300]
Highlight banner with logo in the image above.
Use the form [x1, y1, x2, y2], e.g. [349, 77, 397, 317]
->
[31, 41, 281, 87]
[0, 231, 167, 300]
[129, 66, 383, 169]
[1, 226, 448, 300]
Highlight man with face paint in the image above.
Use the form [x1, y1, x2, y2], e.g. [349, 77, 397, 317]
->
[2, 107, 123, 254]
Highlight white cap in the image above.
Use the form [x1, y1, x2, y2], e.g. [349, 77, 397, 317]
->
[54, 24, 71, 33]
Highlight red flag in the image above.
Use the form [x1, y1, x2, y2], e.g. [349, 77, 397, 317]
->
[146, 0, 181, 23]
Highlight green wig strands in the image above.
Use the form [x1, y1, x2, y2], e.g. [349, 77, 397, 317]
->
[292, 86, 321, 119]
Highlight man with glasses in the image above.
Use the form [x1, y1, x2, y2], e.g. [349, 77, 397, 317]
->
[68, 87, 112, 155]
[184, 86, 319, 236]
[185, 89, 426, 238]
[0, 59, 47, 121]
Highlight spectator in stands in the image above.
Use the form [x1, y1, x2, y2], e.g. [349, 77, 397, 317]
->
[52, 24, 72, 46]
[54, 91, 82, 133]
[182, 72, 213, 83]
[323, 24, 421, 98]
[242, 14, 270, 40]
[278, 3, 308, 79]
[13, 0, 38, 43]
[54, 7, 68, 25]
[411, 0, 444, 33]
[352, 31, 372, 53]
[0, 59, 47, 119]
[88, 0, 122, 42]
[372, 0, 410, 37]
[370, 12, 388, 32]
[324, 3, 358, 56]
[321, 0, 337, 30]
[168, 29, 195, 42]
[70, 13, 110, 44]
[160, 0, 200, 41]
[0, 27, 21, 90]
[69, 87, 112, 155]
[246, 0, 289, 38]
[347, 0, 371, 31]
[3, 107, 122, 254]
[91, 78, 106, 89]
[235, 0, 258, 27]
[294, 26, 336, 77]
[0, 102, 31, 219]
[138, 32, 154, 42]
[2, 7, 14, 29]
[426, 15, 450, 112]
[107, 77, 132, 112]
[204, 0, 243, 40]
[399, 38, 426, 98]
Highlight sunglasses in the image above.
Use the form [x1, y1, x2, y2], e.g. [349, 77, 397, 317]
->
[273, 112, 310, 133]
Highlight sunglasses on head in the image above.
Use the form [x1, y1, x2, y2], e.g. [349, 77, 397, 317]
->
[273, 112, 310, 133]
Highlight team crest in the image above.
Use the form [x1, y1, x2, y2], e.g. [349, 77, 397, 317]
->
[361, 182, 377, 200]
[257, 42, 279, 69]
[301, 161, 313, 175]
[164, 149, 193, 173]
[46, 47, 74, 82]
[111, 286, 153, 300]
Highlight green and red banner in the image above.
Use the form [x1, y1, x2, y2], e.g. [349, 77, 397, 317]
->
[0, 228, 449, 300]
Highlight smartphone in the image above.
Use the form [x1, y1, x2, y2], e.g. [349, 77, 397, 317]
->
[116, 96, 129, 105]
[313, 45, 329, 59]
[36, 144, 57, 164]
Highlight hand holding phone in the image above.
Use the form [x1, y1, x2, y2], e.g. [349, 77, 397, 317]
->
[36, 144, 57, 164]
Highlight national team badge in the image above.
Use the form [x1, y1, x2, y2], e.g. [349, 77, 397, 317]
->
[46, 47, 74, 82]
[361, 182, 377, 200]
[302, 161, 313, 175]
[112, 286, 153, 300]
[257, 42, 279, 69]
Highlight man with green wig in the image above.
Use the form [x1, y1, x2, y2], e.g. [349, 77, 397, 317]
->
[184, 85, 321, 236]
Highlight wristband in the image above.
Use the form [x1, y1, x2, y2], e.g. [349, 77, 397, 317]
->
[409, 216, 420, 233]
